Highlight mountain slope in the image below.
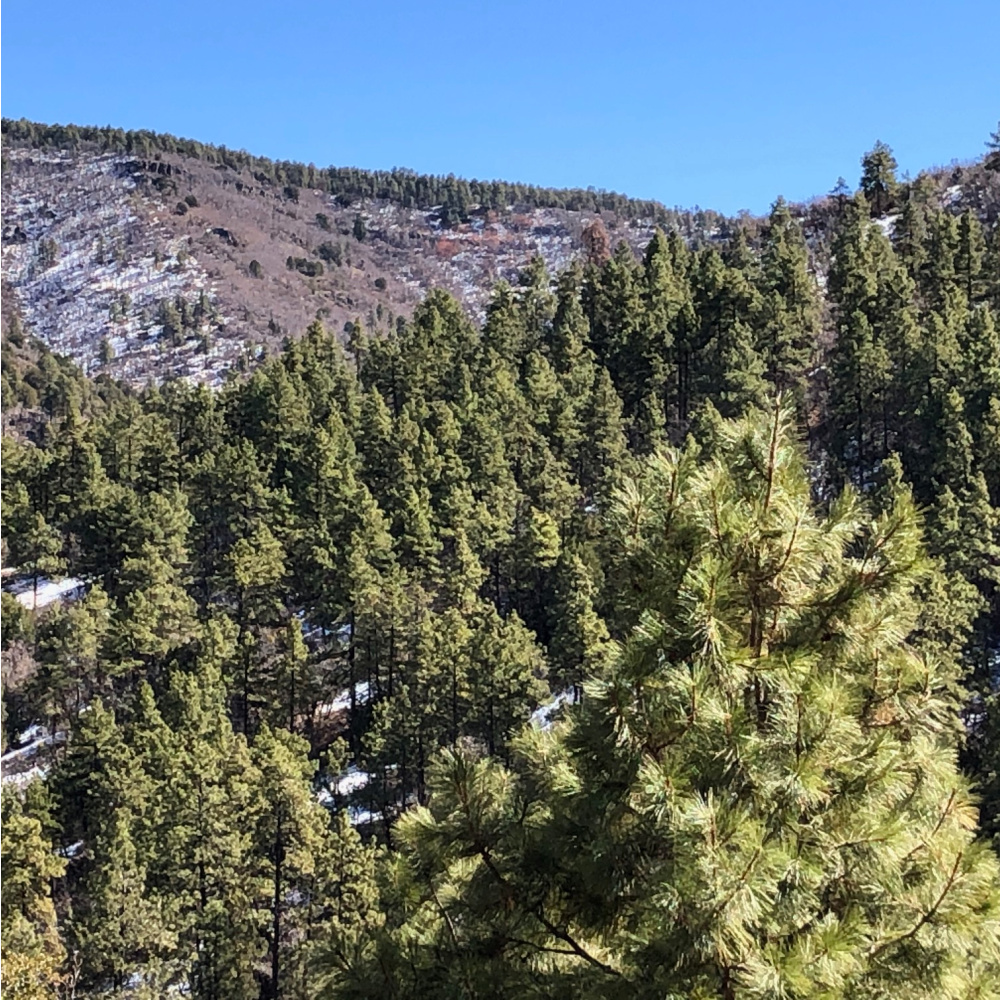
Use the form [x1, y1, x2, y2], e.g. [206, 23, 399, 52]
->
[2, 122, 709, 384]
[3, 119, 997, 387]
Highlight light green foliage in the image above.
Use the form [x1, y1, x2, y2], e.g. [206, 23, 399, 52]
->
[1, 787, 67, 1000]
[344, 404, 1000, 999]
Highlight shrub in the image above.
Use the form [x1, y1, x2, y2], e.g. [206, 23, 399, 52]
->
[317, 242, 343, 266]
[286, 256, 324, 278]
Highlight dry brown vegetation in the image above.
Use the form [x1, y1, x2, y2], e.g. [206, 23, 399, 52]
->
[1, 148, 661, 383]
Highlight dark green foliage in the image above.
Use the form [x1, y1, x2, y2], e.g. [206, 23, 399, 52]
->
[986, 121, 1000, 171]
[36, 238, 58, 271]
[287, 256, 325, 277]
[317, 242, 343, 266]
[2, 133, 1000, 999]
[860, 140, 900, 216]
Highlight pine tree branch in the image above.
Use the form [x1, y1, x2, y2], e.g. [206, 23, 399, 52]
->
[710, 844, 763, 921]
[507, 935, 589, 958]
[868, 850, 963, 959]
[529, 908, 624, 979]
[899, 789, 957, 865]
[471, 835, 623, 979]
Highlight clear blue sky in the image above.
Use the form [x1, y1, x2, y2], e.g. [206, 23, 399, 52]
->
[3, 0, 998, 215]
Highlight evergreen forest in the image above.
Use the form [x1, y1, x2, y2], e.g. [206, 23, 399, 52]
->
[0, 117, 704, 230]
[4, 132, 1000, 999]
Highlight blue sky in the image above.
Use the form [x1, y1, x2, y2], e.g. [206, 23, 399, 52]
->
[3, 0, 998, 215]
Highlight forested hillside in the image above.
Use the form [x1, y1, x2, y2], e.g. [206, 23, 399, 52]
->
[1, 118, 727, 386]
[3, 127, 1000, 999]
[3, 118, 998, 388]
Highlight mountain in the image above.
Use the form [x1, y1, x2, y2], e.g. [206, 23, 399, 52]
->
[1, 119, 732, 385]
[6, 120, 998, 392]
[3, 118, 1000, 1000]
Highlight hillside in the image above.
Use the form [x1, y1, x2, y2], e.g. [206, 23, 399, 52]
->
[1, 120, 726, 385]
[5, 118, 995, 389]
[3, 119, 1000, 1000]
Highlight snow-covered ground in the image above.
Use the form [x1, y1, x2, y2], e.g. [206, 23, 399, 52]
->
[348, 806, 383, 826]
[316, 764, 382, 826]
[335, 765, 372, 797]
[317, 680, 372, 717]
[2, 149, 230, 385]
[1, 725, 65, 787]
[7, 575, 86, 610]
[530, 689, 575, 731]
[873, 214, 899, 238]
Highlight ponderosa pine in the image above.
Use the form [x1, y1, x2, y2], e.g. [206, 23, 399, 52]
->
[335, 403, 1000, 1000]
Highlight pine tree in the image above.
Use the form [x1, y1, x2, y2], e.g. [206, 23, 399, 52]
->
[74, 806, 169, 992]
[1, 787, 67, 1000]
[757, 198, 820, 391]
[54, 700, 171, 992]
[228, 519, 287, 734]
[466, 602, 547, 759]
[826, 196, 899, 483]
[357, 403, 1000, 1000]
[553, 363, 629, 522]
[546, 552, 612, 697]
[309, 815, 382, 999]
[921, 211, 961, 315]
[587, 241, 646, 430]
[251, 725, 343, 1000]
[113, 488, 199, 673]
[692, 246, 767, 418]
[32, 584, 112, 725]
[860, 140, 900, 217]
[956, 210, 986, 304]
[153, 660, 265, 1000]
[986, 120, 1000, 171]
[892, 172, 935, 276]
[10, 511, 65, 607]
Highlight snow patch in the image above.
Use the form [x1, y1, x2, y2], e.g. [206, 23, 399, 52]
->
[348, 807, 382, 827]
[873, 214, 899, 238]
[335, 765, 371, 797]
[317, 681, 372, 716]
[7, 576, 85, 610]
[2, 727, 65, 786]
[1, 765, 50, 789]
[530, 689, 575, 731]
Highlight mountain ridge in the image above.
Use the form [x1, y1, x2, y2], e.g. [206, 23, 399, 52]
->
[3, 118, 997, 388]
